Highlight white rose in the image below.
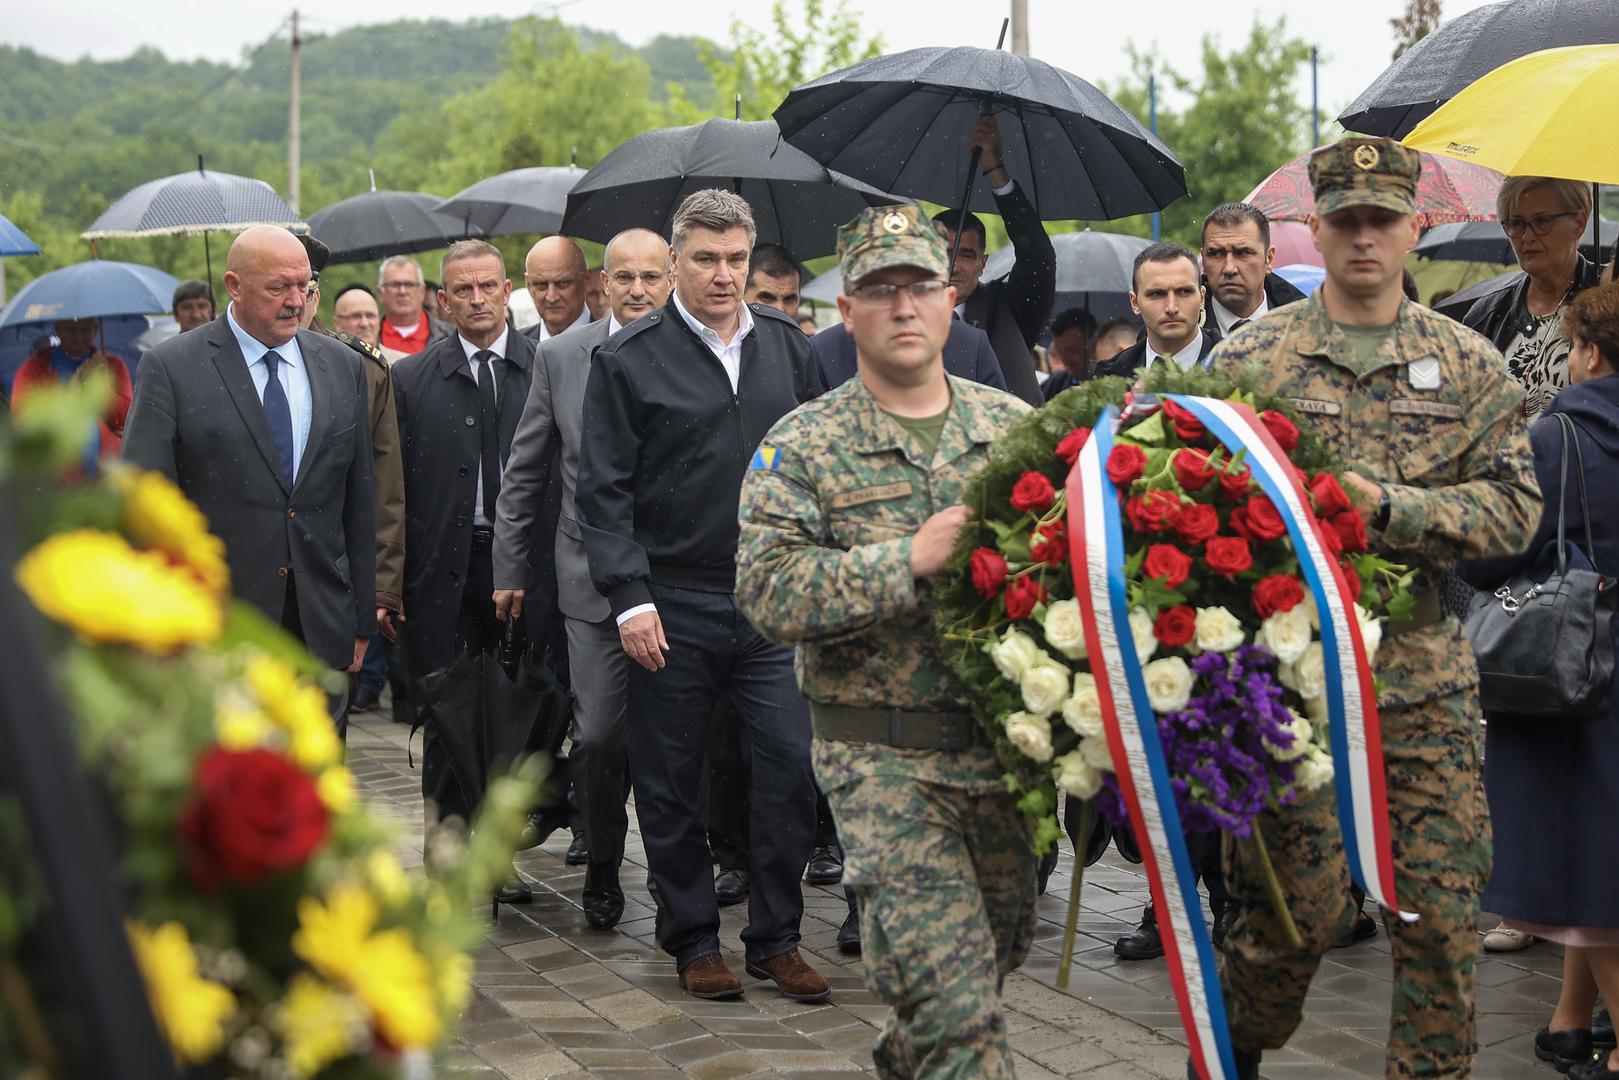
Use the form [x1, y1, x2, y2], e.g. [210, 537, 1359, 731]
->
[1052, 749, 1104, 799]
[1354, 602, 1382, 666]
[1265, 710, 1312, 761]
[1004, 711, 1054, 762]
[1294, 642, 1327, 701]
[1294, 748, 1335, 791]
[1142, 656, 1195, 714]
[1020, 658, 1073, 718]
[1302, 594, 1320, 631]
[1194, 606, 1246, 654]
[1257, 606, 1313, 665]
[1303, 691, 1330, 724]
[1040, 598, 1088, 660]
[988, 628, 1043, 683]
[1079, 730, 1115, 772]
[1061, 672, 1106, 738]
[1128, 608, 1159, 664]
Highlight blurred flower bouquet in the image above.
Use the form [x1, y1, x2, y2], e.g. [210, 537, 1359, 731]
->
[0, 377, 535, 1079]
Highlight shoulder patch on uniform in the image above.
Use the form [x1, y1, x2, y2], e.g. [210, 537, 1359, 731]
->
[829, 481, 912, 510]
[1288, 397, 1342, 416]
[751, 446, 782, 471]
[1389, 398, 1463, 420]
[1407, 356, 1441, 390]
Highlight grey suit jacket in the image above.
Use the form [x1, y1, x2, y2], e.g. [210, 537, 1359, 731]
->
[493, 317, 612, 622]
[122, 314, 376, 669]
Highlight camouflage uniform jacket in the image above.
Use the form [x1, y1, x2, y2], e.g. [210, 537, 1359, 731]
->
[736, 374, 1030, 792]
[1209, 293, 1541, 708]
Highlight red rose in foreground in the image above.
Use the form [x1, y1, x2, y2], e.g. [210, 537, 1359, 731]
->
[1172, 503, 1220, 546]
[1259, 409, 1301, 452]
[1004, 575, 1048, 620]
[1218, 462, 1253, 501]
[1316, 518, 1345, 557]
[1171, 448, 1216, 492]
[969, 547, 1008, 599]
[1153, 605, 1198, 648]
[1242, 495, 1289, 542]
[1010, 471, 1057, 513]
[1205, 535, 1254, 577]
[1331, 508, 1369, 554]
[179, 748, 329, 888]
[1309, 471, 1352, 517]
[1338, 560, 1363, 602]
[1125, 489, 1182, 533]
[1055, 427, 1091, 467]
[1162, 399, 1207, 441]
[1252, 574, 1306, 618]
[1029, 520, 1069, 565]
[1143, 544, 1193, 588]
[1106, 443, 1148, 485]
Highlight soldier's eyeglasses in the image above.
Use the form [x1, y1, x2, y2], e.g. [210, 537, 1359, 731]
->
[848, 280, 949, 305]
[1502, 212, 1577, 238]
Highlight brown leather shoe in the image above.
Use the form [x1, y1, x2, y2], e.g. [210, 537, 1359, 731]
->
[745, 948, 830, 1002]
[678, 953, 743, 1000]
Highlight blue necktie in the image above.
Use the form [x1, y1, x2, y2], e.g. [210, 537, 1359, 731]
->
[262, 350, 295, 487]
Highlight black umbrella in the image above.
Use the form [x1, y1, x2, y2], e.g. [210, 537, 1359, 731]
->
[1415, 217, 1619, 263]
[773, 45, 1186, 224]
[435, 166, 588, 238]
[1339, 0, 1619, 138]
[1432, 270, 1520, 321]
[983, 228, 1150, 320]
[306, 175, 481, 264]
[560, 118, 897, 259]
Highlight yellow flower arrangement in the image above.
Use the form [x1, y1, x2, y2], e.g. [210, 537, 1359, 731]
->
[214, 699, 276, 752]
[126, 919, 237, 1065]
[113, 467, 230, 596]
[16, 530, 223, 651]
[246, 655, 342, 770]
[274, 974, 369, 1078]
[317, 765, 357, 814]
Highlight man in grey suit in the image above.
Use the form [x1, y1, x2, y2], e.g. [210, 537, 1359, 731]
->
[493, 228, 672, 930]
[124, 225, 376, 700]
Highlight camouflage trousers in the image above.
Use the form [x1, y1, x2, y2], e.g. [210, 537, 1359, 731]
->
[823, 772, 1037, 1079]
[1219, 690, 1492, 1078]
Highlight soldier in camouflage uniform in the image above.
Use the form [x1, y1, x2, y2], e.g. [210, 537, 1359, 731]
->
[1206, 138, 1542, 1079]
[735, 205, 1035, 1078]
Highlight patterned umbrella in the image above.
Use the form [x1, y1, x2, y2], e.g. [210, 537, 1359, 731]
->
[1245, 147, 1502, 228]
[82, 159, 302, 240]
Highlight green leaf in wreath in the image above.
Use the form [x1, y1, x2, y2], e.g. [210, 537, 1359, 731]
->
[1124, 411, 1167, 446]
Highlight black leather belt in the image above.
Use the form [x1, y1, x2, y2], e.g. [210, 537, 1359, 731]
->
[811, 703, 980, 750]
[470, 525, 494, 548]
[1384, 586, 1443, 637]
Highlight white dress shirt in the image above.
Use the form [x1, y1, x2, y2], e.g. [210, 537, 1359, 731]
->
[671, 290, 754, 394]
[534, 306, 593, 342]
[226, 305, 312, 481]
[1143, 334, 1208, 374]
[460, 327, 509, 525]
[953, 178, 1017, 319]
[1211, 293, 1269, 337]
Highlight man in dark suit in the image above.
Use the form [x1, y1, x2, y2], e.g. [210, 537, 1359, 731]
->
[492, 227, 672, 930]
[812, 318, 1008, 392]
[575, 189, 828, 1003]
[931, 116, 1056, 406]
[124, 226, 375, 701]
[1093, 242, 1218, 382]
[1041, 307, 1099, 401]
[519, 236, 593, 344]
[1200, 202, 1308, 339]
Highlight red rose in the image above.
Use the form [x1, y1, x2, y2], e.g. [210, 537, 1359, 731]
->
[1153, 605, 1197, 648]
[1204, 535, 1254, 577]
[1055, 427, 1091, 467]
[1162, 399, 1207, 441]
[1106, 443, 1149, 486]
[1143, 544, 1193, 588]
[1316, 518, 1345, 557]
[1029, 520, 1069, 565]
[1259, 409, 1300, 452]
[1308, 472, 1353, 517]
[1004, 575, 1048, 620]
[1172, 503, 1220, 546]
[1010, 471, 1057, 513]
[1218, 462, 1253, 501]
[1170, 448, 1216, 492]
[969, 547, 1008, 599]
[1242, 495, 1289, 542]
[1252, 574, 1306, 618]
[1125, 489, 1182, 533]
[179, 748, 329, 888]
[1331, 509, 1369, 554]
[1338, 560, 1363, 602]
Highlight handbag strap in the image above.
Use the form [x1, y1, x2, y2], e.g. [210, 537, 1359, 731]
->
[1553, 412, 1599, 568]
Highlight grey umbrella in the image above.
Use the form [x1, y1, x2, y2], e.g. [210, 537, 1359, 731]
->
[1414, 217, 1619, 263]
[435, 166, 588, 238]
[307, 176, 481, 264]
[983, 228, 1150, 320]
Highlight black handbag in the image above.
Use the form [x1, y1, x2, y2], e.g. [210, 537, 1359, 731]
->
[1465, 412, 1617, 719]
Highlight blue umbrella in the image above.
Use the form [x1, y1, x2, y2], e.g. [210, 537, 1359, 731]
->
[0, 315, 156, 395]
[0, 212, 41, 257]
[0, 260, 180, 329]
[1274, 263, 1326, 296]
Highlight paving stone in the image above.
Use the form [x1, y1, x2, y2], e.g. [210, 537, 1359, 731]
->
[495, 1051, 585, 1080]
[586, 987, 683, 1031]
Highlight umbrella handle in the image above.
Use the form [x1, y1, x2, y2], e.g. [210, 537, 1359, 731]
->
[948, 147, 983, 279]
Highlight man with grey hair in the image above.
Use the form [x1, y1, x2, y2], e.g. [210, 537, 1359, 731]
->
[576, 188, 827, 1001]
[520, 236, 594, 343]
[378, 254, 451, 357]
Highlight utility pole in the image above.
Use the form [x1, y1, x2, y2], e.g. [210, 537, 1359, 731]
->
[288, 9, 302, 215]
[1010, 0, 1029, 54]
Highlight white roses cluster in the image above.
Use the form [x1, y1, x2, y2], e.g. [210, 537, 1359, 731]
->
[988, 628, 1117, 795]
[1270, 601, 1381, 706]
[1264, 708, 1335, 791]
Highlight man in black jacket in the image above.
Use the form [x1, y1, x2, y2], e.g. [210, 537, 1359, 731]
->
[1200, 202, 1309, 339]
[575, 189, 828, 1003]
[932, 116, 1055, 407]
[1094, 242, 1218, 382]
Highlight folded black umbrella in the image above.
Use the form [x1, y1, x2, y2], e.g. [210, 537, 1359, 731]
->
[307, 186, 481, 265]
[1339, 0, 1619, 138]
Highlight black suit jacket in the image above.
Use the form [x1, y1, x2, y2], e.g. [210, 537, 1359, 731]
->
[1201, 271, 1309, 343]
[810, 320, 1008, 392]
[123, 315, 376, 669]
[392, 330, 540, 672]
[1092, 329, 1219, 381]
[959, 183, 1056, 406]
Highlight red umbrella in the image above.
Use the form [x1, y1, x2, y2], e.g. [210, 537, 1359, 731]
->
[1245, 147, 1502, 228]
[1269, 221, 1324, 269]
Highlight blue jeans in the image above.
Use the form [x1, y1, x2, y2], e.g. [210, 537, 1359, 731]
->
[358, 634, 388, 697]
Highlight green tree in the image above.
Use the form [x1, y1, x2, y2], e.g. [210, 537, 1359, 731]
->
[1390, 0, 1443, 60]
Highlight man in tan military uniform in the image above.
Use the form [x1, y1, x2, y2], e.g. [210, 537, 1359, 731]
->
[1206, 138, 1541, 1079]
[736, 206, 1035, 1078]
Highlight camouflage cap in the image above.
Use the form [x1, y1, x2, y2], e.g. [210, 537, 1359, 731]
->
[836, 204, 949, 283]
[1308, 137, 1422, 217]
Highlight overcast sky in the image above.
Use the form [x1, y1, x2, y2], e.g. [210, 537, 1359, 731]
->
[5, 0, 1496, 121]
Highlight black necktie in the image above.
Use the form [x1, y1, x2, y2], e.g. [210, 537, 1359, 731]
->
[475, 350, 500, 520]
[262, 350, 295, 487]
[1230, 318, 1250, 333]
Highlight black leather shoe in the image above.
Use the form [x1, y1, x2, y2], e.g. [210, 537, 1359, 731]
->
[1595, 1007, 1615, 1051]
[805, 845, 844, 885]
[495, 878, 532, 905]
[1188, 1047, 1260, 1080]
[1115, 906, 1164, 961]
[516, 804, 571, 852]
[1570, 1053, 1619, 1080]
[582, 861, 624, 930]
[565, 830, 590, 866]
[1211, 907, 1238, 951]
[1539, 1027, 1596, 1073]
[351, 688, 381, 712]
[714, 867, 749, 907]
[1037, 845, 1059, 895]
[1333, 908, 1379, 948]
[837, 908, 861, 955]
